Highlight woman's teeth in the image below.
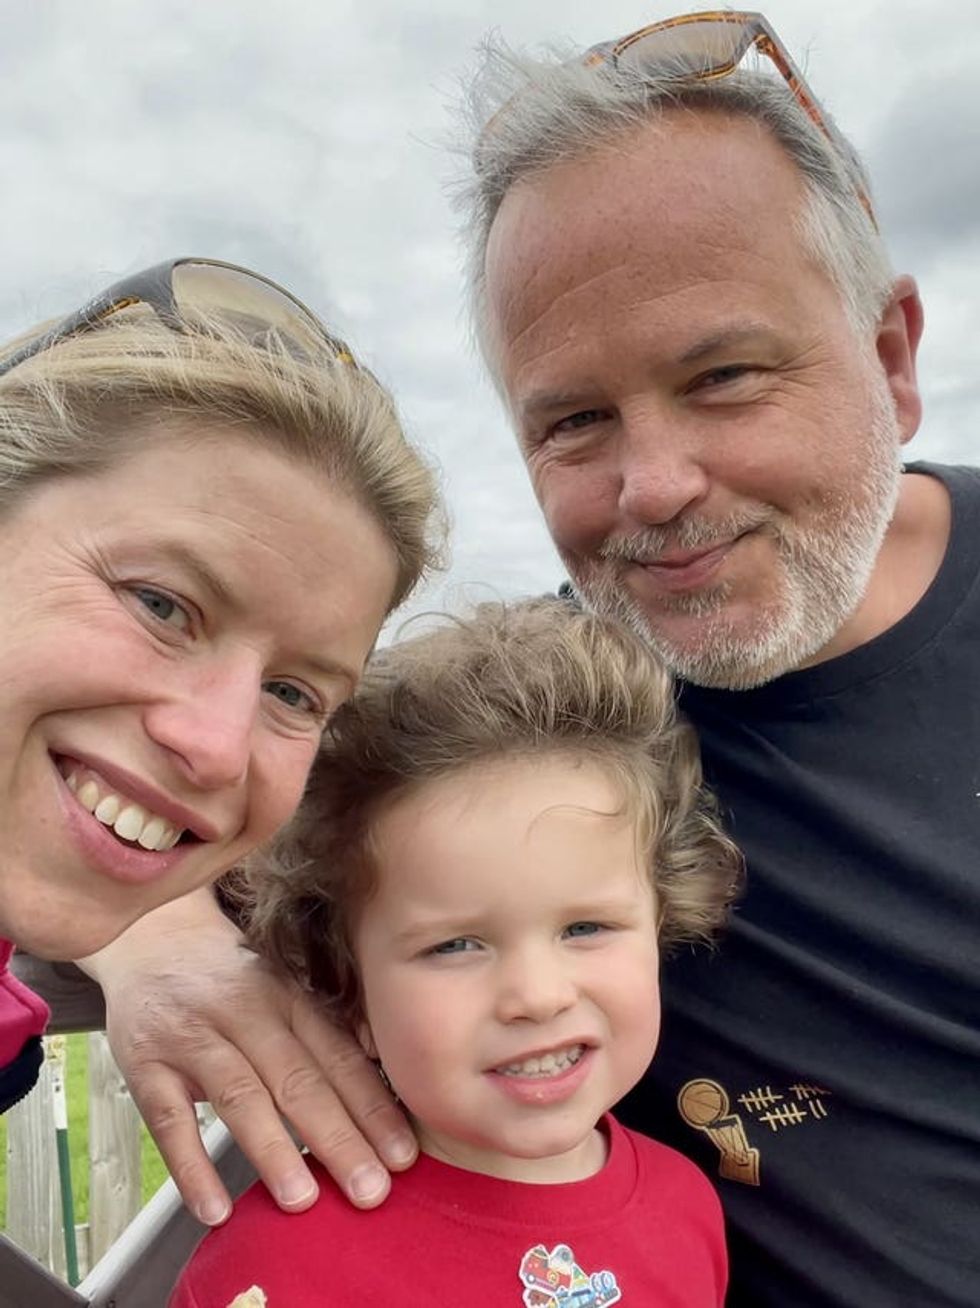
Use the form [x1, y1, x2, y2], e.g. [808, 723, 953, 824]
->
[65, 769, 183, 851]
[499, 1045, 585, 1078]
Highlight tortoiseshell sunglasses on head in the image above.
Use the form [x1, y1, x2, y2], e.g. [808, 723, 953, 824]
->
[582, 10, 877, 228]
[0, 257, 356, 379]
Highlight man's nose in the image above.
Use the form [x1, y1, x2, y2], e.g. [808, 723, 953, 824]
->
[494, 945, 577, 1025]
[143, 657, 261, 791]
[616, 415, 711, 526]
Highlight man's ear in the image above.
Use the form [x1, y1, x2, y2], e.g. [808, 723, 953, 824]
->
[875, 274, 924, 447]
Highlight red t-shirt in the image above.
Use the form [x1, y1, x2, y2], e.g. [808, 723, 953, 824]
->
[0, 938, 49, 1066]
[171, 1114, 726, 1307]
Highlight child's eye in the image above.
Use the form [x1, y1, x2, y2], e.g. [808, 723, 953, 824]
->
[132, 585, 192, 631]
[563, 921, 604, 939]
[429, 937, 480, 956]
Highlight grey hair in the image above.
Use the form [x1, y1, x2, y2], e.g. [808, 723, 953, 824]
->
[455, 39, 895, 373]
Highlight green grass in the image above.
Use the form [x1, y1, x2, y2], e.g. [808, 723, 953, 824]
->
[0, 1032, 169, 1231]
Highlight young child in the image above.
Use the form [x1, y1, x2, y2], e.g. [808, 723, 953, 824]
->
[171, 598, 740, 1308]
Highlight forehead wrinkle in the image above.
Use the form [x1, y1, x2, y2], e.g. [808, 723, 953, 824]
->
[493, 122, 808, 343]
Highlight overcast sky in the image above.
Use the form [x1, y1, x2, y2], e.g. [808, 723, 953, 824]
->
[2, 0, 977, 628]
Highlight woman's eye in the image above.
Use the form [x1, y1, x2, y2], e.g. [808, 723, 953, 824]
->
[263, 680, 323, 717]
[133, 586, 191, 631]
[429, 937, 479, 956]
[564, 921, 603, 939]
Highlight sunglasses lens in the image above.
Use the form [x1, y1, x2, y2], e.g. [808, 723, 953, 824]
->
[616, 19, 747, 77]
[171, 261, 351, 362]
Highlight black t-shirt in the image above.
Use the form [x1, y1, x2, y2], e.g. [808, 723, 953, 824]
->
[617, 462, 980, 1307]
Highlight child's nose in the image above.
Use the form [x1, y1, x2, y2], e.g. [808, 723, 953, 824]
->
[493, 945, 577, 1024]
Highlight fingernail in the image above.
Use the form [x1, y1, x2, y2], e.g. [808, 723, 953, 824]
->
[196, 1196, 231, 1227]
[275, 1169, 318, 1209]
[382, 1134, 417, 1167]
[348, 1163, 388, 1204]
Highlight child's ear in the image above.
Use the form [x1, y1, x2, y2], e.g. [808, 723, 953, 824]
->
[356, 1017, 379, 1060]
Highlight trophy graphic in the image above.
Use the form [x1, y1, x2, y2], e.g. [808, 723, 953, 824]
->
[678, 1079, 761, 1186]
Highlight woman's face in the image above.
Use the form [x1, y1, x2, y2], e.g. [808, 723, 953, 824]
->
[0, 424, 399, 958]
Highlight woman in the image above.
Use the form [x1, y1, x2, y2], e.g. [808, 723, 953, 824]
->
[0, 258, 440, 1134]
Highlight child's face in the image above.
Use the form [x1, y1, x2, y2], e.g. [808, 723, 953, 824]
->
[353, 753, 661, 1183]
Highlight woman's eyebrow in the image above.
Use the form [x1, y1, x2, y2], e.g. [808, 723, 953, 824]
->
[130, 538, 237, 607]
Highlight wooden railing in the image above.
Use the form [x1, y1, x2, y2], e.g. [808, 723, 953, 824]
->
[2, 956, 255, 1308]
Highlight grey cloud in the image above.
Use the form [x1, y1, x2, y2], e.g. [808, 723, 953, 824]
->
[871, 75, 980, 265]
[1, 0, 977, 607]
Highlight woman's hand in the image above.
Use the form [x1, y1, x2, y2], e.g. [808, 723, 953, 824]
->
[77, 889, 417, 1226]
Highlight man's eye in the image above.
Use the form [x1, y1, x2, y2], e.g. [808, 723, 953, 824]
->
[133, 586, 191, 631]
[263, 680, 322, 716]
[564, 921, 603, 939]
[693, 364, 752, 390]
[553, 408, 607, 434]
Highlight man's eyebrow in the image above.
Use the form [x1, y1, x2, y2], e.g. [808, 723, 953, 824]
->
[517, 386, 603, 421]
[677, 323, 777, 366]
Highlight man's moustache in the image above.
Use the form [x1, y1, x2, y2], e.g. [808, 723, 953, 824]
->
[597, 509, 776, 565]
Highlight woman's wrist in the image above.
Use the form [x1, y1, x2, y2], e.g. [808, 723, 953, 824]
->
[75, 886, 240, 983]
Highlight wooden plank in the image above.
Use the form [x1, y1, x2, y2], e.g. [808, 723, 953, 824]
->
[87, 1032, 141, 1264]
[8, 956, 105, 1034]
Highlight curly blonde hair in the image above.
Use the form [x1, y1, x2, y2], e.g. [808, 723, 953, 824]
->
[246, 598, 741, 1028]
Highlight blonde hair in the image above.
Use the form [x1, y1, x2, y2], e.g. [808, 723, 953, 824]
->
[0, 304, 442, 608]
[247, 598, 742, 1027]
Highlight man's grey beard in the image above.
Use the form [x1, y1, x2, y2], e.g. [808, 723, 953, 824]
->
[566, 381, 904, 691]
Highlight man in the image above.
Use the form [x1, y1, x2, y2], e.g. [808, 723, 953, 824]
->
[454, 13, 978, 1306]
[52, 12, 977, 1308]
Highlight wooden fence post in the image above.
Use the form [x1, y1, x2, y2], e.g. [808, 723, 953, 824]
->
[87, 1031, 141, 1265]
[5, 1039, 67, 1279]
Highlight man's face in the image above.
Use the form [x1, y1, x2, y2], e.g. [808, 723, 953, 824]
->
[485, 112, 912, 689]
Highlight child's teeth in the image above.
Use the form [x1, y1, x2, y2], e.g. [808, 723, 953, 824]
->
[501, 1045, 585, 1078]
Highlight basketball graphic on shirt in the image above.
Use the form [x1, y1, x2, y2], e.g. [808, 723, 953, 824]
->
[678, 1078, 730, 1127]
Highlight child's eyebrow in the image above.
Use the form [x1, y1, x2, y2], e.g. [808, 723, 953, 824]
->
[391, 915, 487, 948]
[561, 894, 654, 921]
